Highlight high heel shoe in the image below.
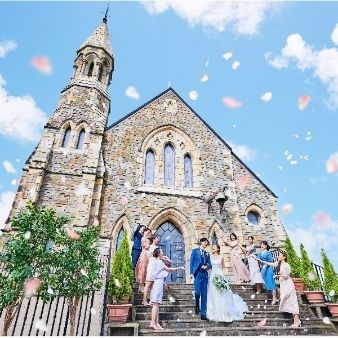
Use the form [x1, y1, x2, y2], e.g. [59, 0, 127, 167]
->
[290, 321, 301, 328]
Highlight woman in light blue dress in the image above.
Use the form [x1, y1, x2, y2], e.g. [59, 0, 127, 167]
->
[255, 241, 277, 305]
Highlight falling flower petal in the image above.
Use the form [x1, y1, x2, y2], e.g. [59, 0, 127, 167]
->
[168, 295, 176, 303]
[278, 166, 283, 170]
[80, 269, 88, 277]
[120, 196, 129, 207]
[114, 278, 122, 288]
[264, 300, 268, 304]
[189, 90, 198, 101]
[307, 272, 317, 281]
[306, 318, 309, 321]
[205, 60, 209, 68]
[90, 308, 96, 315]
[232, 124, 236, 128]
[257, 318, 267, 327]
[263, 305, 266, 309]
[326, 153, 338, 174]
[250, 294, 256, 299]
[257, 304, 261, 309]
[222, 96, 243, 109]
[290, 160, 298, 166]
[232, 60, 240, 70]
[200, 330, 207, 336]
[124, 181, 132, 191]
[298, 95, 311, 110]
[306, 136, 312, 141]
[260, 91, 272, 102]
[201, 74, 208, 82]
[125, 86, 140, 100]
[35, 318, 48, 332]
[313, 211, 333, 228]
[31, 56, 52, 75]
[239, 175, 251, 189]
[323, 317, 331, 325]
[47, 287, 54, 295]
[329, 290, 336, 297]
[25, 278, 41, 297]
[222, 52, 233, 60]
[66, 228, 80, 240]
[282, 204, 293, 215]
[292, 133, 300, 139]
[208, 169, 215, 177]
[24, 231, 31, 240]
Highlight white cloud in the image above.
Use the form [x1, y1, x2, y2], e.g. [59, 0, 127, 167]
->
[125, 86, 140, 100]
[141, 1, 280, 36]
[331, 23, 338, 46]
[3, 160, 16, 174]
[266, 26, 338, 109]
[0, 191, 15, 228]
[228, 141, 258, 162]
[0, 40, 17, 58]
[0, 74, 48, 142]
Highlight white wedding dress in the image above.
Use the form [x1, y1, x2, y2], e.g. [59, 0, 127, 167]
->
[207, 255, 249, 322]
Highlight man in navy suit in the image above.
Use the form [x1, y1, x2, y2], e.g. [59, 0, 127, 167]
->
[190, 237, 211, 320]
[131, 223, 144, 268]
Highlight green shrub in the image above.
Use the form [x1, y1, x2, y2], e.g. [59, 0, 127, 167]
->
[321, 248, 338, 302]
[284, 238, 302, 278]
[108, 233, 133, 303]
[300, 244, 321, 291]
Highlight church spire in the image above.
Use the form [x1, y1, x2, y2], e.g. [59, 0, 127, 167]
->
[103, 3, 109, 24]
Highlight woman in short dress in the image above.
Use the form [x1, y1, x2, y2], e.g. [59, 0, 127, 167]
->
[242, 236, 264, 293]
[255, 241, 277, 304]
[224, 233, 250, 283]
[256, 250, 301, 327]
[149, 248, 185, 330]
[135, 228, 151, 293]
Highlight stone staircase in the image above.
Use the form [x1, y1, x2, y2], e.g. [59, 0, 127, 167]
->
[134, 283, 338, 336]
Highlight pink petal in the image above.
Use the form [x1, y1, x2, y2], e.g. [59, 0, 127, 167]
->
[120, 196, 129, 206]
[222, 96, 243, 109]
[298, 95, 311, 110]
[66, 228, 80, 240]
[257, 318, 267, 327]
[239, 175, 251, 189]
[326, 154, 338, 174]
[31, 56, 52, 75]
[25, 278, 41, 297]
[282, 204, 293, 215]
[313, 211, 333, 228]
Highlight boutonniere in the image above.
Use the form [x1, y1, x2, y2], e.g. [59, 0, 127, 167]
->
[205, 252, 209, 256]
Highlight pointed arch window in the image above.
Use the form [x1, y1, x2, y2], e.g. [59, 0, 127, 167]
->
[88, 62, 94, 77]
[184, 154, 193, 188]
[76, 129, 85, 150]
[116, 227, 125, 251]
[144, 149, 155, 185]
[164, 143, 175, 187]
[98, 66, 103, 82]
[212, 233, 218, 245]
[62, 127, 71, 148]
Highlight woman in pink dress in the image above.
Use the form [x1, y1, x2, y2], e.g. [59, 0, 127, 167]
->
[135, 228, 151, 293]
[256, 250, 301, 327]
[224, 233, 250, 283]
[241, 236, 264, 293]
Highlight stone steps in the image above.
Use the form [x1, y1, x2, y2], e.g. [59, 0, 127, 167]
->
[135, 284, 338, 336]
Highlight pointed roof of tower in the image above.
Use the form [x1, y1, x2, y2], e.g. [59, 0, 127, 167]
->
[78, 19, 113, 56]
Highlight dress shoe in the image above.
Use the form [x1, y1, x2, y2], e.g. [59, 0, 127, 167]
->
[195, 308, 200, 315]
[201, 316, 209, 321]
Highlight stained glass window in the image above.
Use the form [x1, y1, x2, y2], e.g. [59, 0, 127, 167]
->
[164, 144, 175, 187]
[62, 127, 71, 148]
[212, 233, 218, 245]
[184, 154, 193, 188]
[144, 149, 155, 184]
[76, 129, 85, 150]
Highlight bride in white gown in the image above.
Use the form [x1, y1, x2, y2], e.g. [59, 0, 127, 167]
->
[207, 244, 249, 322]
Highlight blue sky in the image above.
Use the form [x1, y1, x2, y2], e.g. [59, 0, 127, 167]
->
[0, 1, 337, 268]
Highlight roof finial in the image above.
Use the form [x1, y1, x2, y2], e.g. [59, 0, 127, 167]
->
[103, 3, 109, 23]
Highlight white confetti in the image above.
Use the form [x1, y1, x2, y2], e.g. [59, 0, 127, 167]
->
[200, 330, 207, 336]
[124, 181, 132, 191]
[232, 60, 240, 70]
[260, 91, 272, 102]
[306, 136, 312, 141]
[306, 318, 309, 321]
[35, 319, 48, 332]
[222, 52, 233, 60]
[329, 290, 336, 297]
[189, 90, 198, 101]
[47, 287, 54, 295]
[264, 300, 268, 304]
[168, 295, 175, 303]
[263, 305, 266, 309]
[306, 131, 312, 136]
[323, 317, 331, 325]
[308, 272, 316, 281]
[201, 74, 208, 82]
[290, 160, 298, 166]
[114, 278, 122, 288]
[205, 60, 210, 68]
[292, 133, 300, 139]
[90, 308, 96, 315]
[80, 269, 88, 277]
[250, 294, 256, 299]
[257, 304, 261, 309]
[24, 231, 31, 240]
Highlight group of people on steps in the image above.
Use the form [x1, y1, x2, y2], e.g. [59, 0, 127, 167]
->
[131, 223, 301, 330]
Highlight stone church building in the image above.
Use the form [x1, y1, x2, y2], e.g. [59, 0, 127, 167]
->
[6, 17, 287, 282]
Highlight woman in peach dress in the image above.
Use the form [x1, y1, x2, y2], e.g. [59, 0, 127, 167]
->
[135, 228, 151, 293]
[224, 233, 250, 283]
[256, 250, 301, 327]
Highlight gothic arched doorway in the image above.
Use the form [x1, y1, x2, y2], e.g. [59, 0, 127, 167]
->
[156, 221, 185, 283]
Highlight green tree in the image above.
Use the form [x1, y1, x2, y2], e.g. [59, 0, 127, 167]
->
[0, 202, 70, 336]
[300, 244, 321, 291]
[53, 225, 102, 336]
[284, 238, 302, 278]
[108, 233, 133, 303]
[321, 248, 338, 302]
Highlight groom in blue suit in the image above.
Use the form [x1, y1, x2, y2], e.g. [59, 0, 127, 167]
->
[190, 237, 211, 320]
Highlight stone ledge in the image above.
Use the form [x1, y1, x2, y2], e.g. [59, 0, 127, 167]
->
[136, 186, 203, 198]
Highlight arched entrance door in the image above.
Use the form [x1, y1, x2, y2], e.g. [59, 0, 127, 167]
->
[156, 221, 185, 283]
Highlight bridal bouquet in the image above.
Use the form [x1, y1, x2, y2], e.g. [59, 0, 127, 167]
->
[212, 274, 230, 292]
